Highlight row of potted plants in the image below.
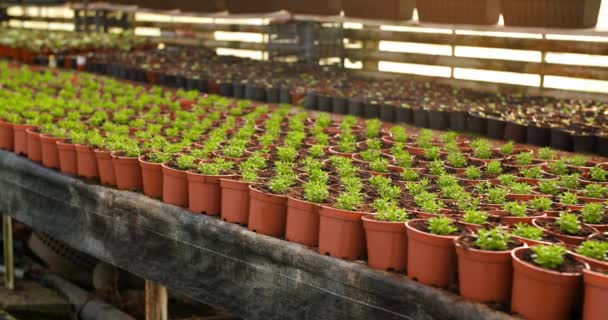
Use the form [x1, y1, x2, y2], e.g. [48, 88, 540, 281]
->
[0, 28, 150, 67]
[0, 62, 606, 319]
[72, 46, 608, 156]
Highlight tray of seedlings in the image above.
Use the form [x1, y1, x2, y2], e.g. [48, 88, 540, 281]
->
[0, 61, 606, 320]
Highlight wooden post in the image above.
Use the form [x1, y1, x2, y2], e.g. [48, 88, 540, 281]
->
[145, 280, 167, 320]
[3, 215, 14, 290]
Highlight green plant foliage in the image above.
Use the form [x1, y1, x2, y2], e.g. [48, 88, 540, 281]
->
[512, 223, 544, 240]
[531, 245, 566, 269]
[557, 213, 581, 235]
[475, 228, 511, 251]
[577, 240, 608, 261]
[581, 203, 604, 224]
[427, 217, 458, 235]
[463, 210, 488, 225]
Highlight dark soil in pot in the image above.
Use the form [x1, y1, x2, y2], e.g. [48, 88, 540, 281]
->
[428, 110, 448, 130]
[332, 96, 348, 114]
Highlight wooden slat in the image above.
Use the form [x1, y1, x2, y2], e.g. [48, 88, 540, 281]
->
[7, 16, 73, 23]
[345, 28, 608, 55]
[347, 48, 608, 81]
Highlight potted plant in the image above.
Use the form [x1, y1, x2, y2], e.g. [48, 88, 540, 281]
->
[362, 199, 410, 271]
[220, 154, 266, 224]
[248, 162, 295, 237]
[39, 124, 66, 169]
[511, 245, 587, 320]
[405, 217, 464, 288]
[110, 139, 142, 191]
[26, 127, 42, 163]
[72, 131, 99, 179]
[580, 202, 608, 232]
[139, 150, 171, 199]
[162, 154, 194, 208]
[455, 228, 523, 304]
[510, 223, 560, 246]
[187, 158, 236, 215]
[582, 265, 608, 320]
[285, 170, 329, 247]
[534, 213, 598, 245]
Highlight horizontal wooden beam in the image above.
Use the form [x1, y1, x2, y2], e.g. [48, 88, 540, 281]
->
[345, 28, 608, 56]
[346, 48, 608, 81]
[154, 36, 266, 51]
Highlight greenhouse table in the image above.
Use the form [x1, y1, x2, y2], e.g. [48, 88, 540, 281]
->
[0, 150, 514, 320]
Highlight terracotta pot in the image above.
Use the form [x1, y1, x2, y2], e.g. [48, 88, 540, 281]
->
[13, 124, 35, 155]
[139, 156, 163, 199]
[511, 247, 585, 320]
[220, 179, 251, 224]
[318, 205, 370, 260]
[94, 149, 116, 186]
[57, 141, 77, 175]
[533, 217, 599, 245]
[26, 128, 42, 163]
[405, 219, 459, 288]
[362, 216, 407, 272]
[499, 212, 546, 226]
[111, 152, 142, 191]
[0, 120, 14, 151]
[455, 236, 520, 304]
[248, 185, 287, 237]
[161, 163, 188, 207]
[285, 196, 321, 247]
[39, 135, 64, 169]
[74, 144, 98, 179]
[187, 171, 236, 215]
[582, 268, 608, 320]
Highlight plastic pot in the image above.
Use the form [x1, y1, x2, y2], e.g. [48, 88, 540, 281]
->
[318, 205, 370, 260]
[405, 219, 459, 288]
[428, 110, 448, 130]
[379, 104, 396, 123]
[455, 237, 519, 304]
[285, 196, 321, 247]
[139, 156, 163, 199]
[0, 120, 14, 151]
[348, 98, 364, 117]
[448, 111, 467, 131]
[527, 125, 551, 147]
[331, 96, 348, 115]
[220, 179, 251, 224]
[551, 128, 573, 151]
[111, 153, 142, 191]
[74, 144, 99, 179]
[572, 133, 596, 153]
[504, 122, 527, 143]
[266, 87, 280, 103]
[248, 185, 287, 237]
[511, 247, 585, 320]
[13, 124, 36, 156]
[363, 102, 380, 119]
[26, 128, 42, 163]
[40, 135, 64, 169]
[187, 172, 236, 215]
[412, 109, 429, 128]
[161, 163, 189, 208]
[317, 95, 333, 112]
[303, 91, 318, 110]
[582, 267, 608, 320]
[57, 141, 78, 175]
[486, 117, 506, 140]
[362, 216, 407, 272]
[219, 82, 234, 97]
[95, 150, 116, 186]
[467, 112, 487, 134]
